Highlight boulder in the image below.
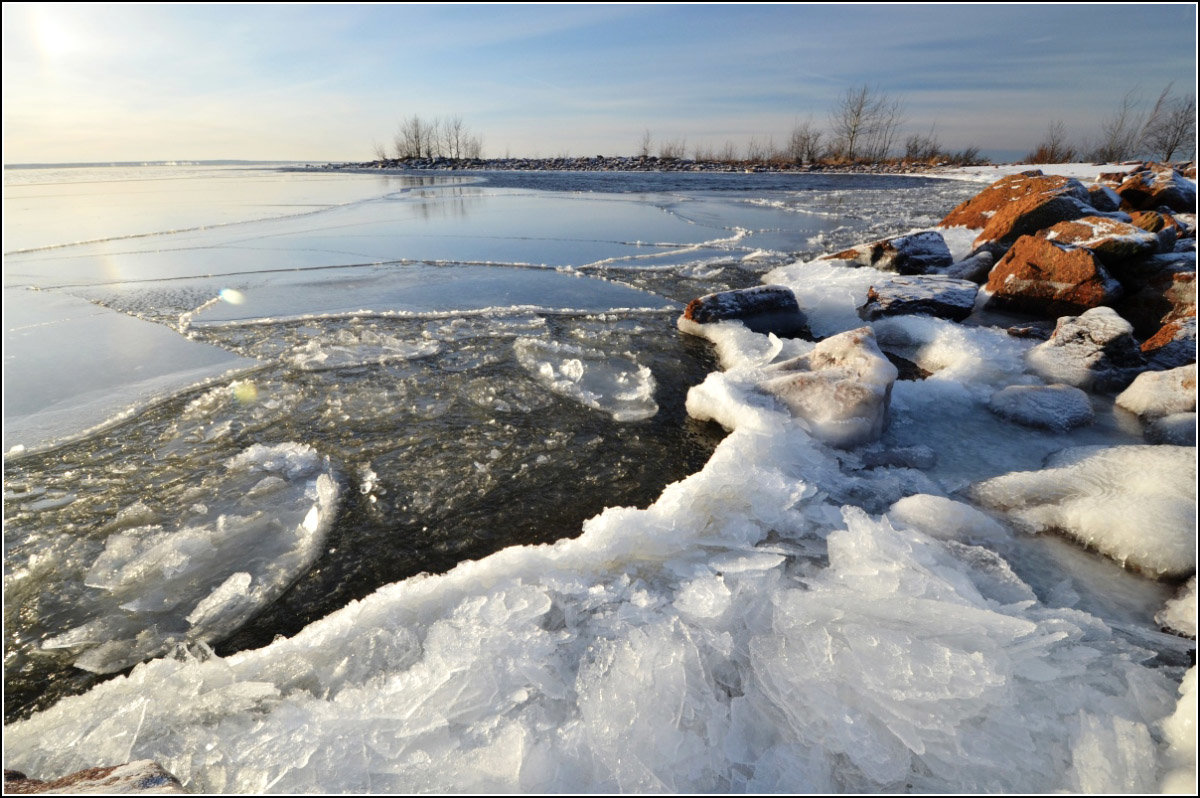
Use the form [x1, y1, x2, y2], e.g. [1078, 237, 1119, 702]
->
[1115, 267, 1194, 338]
[1115, 363, 1196, 419]
[3, 762, 186, 794]
[761, 326, 898, 448]
[1146, 413, 1197, 446]
[970, 444, 1197, 579]
[984, 235, 1123, 317]
[939, 172, 1091, 230]
[1037, 215, 1159, 265]
[857, 275, 979, 321]
[988, 384, 1095, 431]
[940, 250, 994, 283]
[1026, 307, 1146, 392]
[679, 284, 808, 337]
[821, 230, 953, 275]
[1086, 183, 1123, 212]
[1142, 316, 1197, 370]
[1116, 165, 1198, 213]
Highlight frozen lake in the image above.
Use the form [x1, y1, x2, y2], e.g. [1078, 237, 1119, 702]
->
[3, 162, 1192, 793]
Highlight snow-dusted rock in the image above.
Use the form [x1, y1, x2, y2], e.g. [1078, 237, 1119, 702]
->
[4, 761, 185, 794]
[939, 172, 1092, 231]
[1085, 183, 1123, 213]
[1117, 165, 1198, 213]
[988, 384, 1095, 431]
[822, 230, 953, 275]
[1038, 215, 1159, 265]
[1146, 413, 1197, 446]
[984, 236, 1124, 318]
[1115, 363, 1196, 418]
[761, 326, 898, 448]
[1142, 315, 1197, 370]
[970, 444, 1197, 579]
[857, 275, 979, 321]
[679, 284, 808, 337]
[1026, 307, 1146, 392]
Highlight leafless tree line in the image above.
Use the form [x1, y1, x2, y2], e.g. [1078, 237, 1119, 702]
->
[380, 114, 484, 161]
[1026, 83, 1196, 164]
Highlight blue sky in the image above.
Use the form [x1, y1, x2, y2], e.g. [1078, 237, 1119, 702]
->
[2, 3, 1195, 163]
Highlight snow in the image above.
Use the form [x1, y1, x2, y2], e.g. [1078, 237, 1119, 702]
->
[1157, 576, 1197, 639]
[514, 337, 658, 421]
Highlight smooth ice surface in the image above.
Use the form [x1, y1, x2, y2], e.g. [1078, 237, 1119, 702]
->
[971, 445, 1197, 579]
[514, 338, 658, 421]
[3, 288, 259, 454]
[988, 384, 1095, 431]
[29, 443, 339, 673]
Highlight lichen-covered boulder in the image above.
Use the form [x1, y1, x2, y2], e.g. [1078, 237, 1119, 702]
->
[984, 235, 1123, 318]
[988, 384, 1095, 431]
[679, 284, 808, 337]
[1026, 307, 1146, 392]
[1142, 316, 1197, 370]
[822, 230, 953, 275]
[1037, 215, 1159, 265]
[761, 326, 898, 448]
[857, 275, 979, 321]
[939, 172, 1091, 230]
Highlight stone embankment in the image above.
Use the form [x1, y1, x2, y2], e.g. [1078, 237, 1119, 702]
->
[315, 154, 949, 175]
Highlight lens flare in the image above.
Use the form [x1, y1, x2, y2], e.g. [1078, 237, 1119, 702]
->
[220, 288, 246, 305]
[231, 381, 258, 404]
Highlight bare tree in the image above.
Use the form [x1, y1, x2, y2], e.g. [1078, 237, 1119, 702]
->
[1143, 90, 1196, 162]
[718, 140, 738, 163]
[372, 140, 389, 162]
[638, 129, 653, 158]
[829, 84, 905, 162]
[745, 135, 772, 163]
[786, 120, 824, 164]
[904, 127, 942, 163]
[1025, 120, 1077, 164]
[1092, 88, 1146, 163]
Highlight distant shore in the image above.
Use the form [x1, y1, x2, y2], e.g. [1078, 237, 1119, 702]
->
[306, 154, 953, 176]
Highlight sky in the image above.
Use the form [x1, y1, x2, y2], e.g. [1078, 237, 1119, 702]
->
[2, 3, 1196, 164]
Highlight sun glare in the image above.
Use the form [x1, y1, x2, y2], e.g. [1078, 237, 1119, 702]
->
[33, 8, 82, 59]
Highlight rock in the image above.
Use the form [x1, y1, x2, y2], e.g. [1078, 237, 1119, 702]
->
[1086, 183, 1123, 212]
[857, 275, 979, 321]
[3, 762, 186, 794]
[882, 351, 931, 381]
[821, 230, 953, 275]
[988, 384, 1095, 431]
[1115, 267, 1195, 338]
[1005, 320, 1058, 340]
[1142, 316, 1197, 370]
[760, 326, 898, 448]
[1116, 165, 1198, 213]
[984, 235, 1124, 318]
[1116, 364, 1197, 419]
[1026, 307, 1146, 392]
[1146, 413, 1197, 446]
[970, 444, 1197, 579]
[1037, 215, 1159, 265]
[939, 172, 1092, 230]
[679, 285, 808, 337]
[940, 250, 994, 283]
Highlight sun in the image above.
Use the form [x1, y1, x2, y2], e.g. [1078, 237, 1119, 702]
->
[33, 6, 83, 59]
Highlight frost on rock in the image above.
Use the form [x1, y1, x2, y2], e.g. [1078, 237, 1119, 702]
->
[514, 338, 657, 421]
[1025, 307, 1146, 392]
[1115, 363, 1196, 419]
[760, 326, 898, 448]
[987, 384, 1094, 431]
[857, 275, 979, 322]
[970, 445, 1196, 579]
[821, 230, 953, 275]
[40, 443, 339, 673]
[1155, 576, 1197, 639]
[680, 285, 808, 337]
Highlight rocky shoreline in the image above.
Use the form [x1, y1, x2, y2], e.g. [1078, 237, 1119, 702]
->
[308, 154, 952, 175]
